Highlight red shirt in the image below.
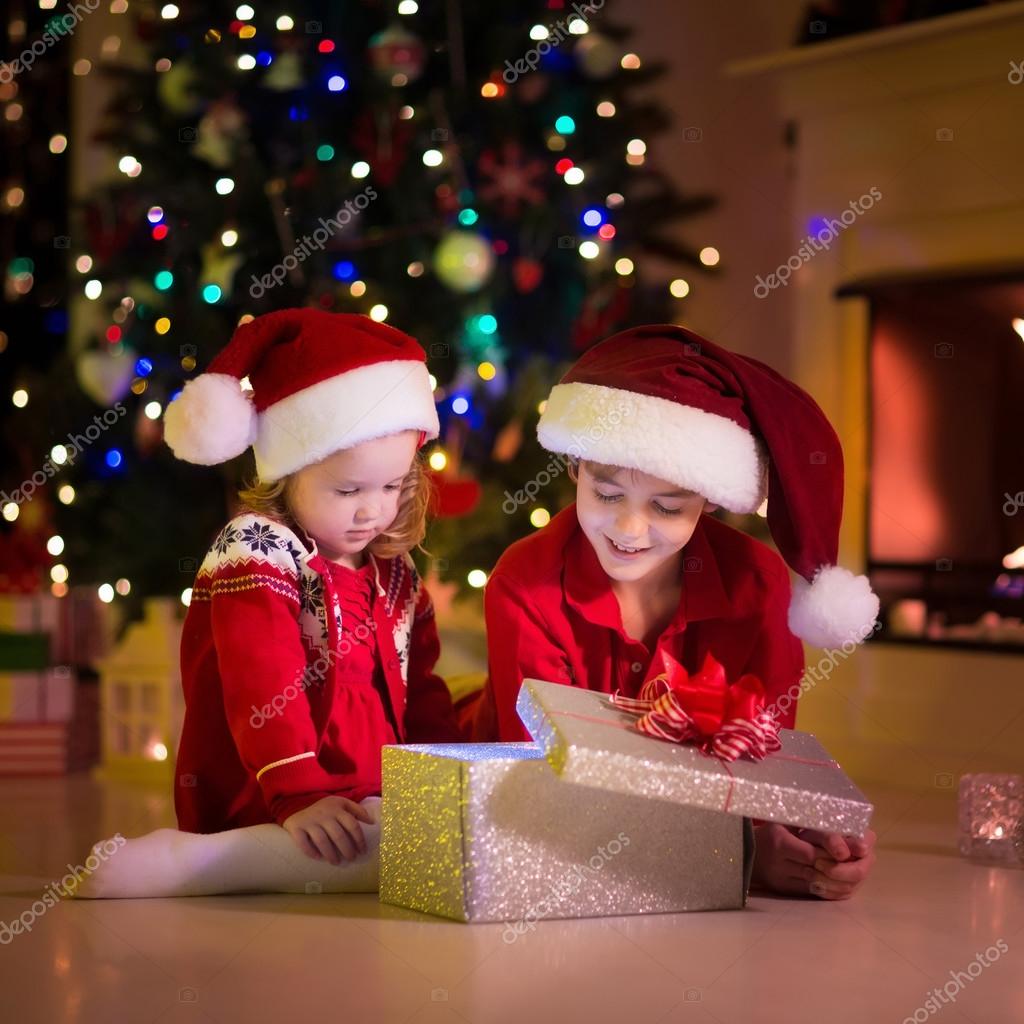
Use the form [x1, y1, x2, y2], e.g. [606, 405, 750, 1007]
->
[174, 512, 462, 833]
[473, 505, 805, 742]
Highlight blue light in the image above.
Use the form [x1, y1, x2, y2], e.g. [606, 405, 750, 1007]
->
[807, 215, 830, 238]
[105, 449, 123, 469]
[582, 207, 604, 228]
[44, 310, 68, 334]
[332, 260, 356, 281]
[170, 389, 182, 403]
[327, 74, 347, 92]
[451, 396, 469, 415]
[540, 48, 572, 72]
[555, 115, 576, 135]
[135, 358, 153, 376]
[289, 105, 309, 122]
[257, 51, 273, 67]
[202, 284, 222, 304]
[477, 314, 497, 335]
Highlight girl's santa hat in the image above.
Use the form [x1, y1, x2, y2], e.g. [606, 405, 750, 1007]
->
[163, 308, 439, 482]
[537, 324, 879, 649]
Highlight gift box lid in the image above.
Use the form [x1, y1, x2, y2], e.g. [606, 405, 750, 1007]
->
[517, 678, 873, 836]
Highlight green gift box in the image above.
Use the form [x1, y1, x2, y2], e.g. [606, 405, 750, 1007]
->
[0, 632, 50, 672]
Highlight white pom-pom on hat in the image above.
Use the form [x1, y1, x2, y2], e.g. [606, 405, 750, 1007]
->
[163, 373, 257, 466]
[787, 565, 880, 650]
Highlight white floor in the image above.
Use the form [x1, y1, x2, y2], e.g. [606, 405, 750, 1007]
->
[0, 774, 1021, 1024]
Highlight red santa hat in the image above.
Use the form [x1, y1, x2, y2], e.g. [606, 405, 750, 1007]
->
[537, 324, 879, 649]
[163, 309, 439, 482]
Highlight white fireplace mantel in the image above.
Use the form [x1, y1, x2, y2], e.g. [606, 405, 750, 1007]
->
[727, 2, 1024, 91]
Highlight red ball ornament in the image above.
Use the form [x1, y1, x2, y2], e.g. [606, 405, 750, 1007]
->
[134, 405, 163, 457]
[427, 471, 482, 519]
[512, 258, 543, 294]
[367, 25, 426, 83]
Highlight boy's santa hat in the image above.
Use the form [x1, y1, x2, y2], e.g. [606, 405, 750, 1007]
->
[163, 309, 439, 482]
[537, 324, 879, 649]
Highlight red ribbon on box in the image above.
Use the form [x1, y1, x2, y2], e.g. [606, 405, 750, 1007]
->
[610, 649, 782, 762]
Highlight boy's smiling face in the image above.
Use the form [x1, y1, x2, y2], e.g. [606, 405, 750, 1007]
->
[574, 460, 706, 584]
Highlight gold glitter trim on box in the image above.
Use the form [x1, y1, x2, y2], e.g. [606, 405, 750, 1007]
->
[380, 745, 467, 921]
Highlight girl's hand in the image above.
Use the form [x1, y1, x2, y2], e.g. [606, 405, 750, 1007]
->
[750, 822, 877, 900]
[282, 795, 377, 864]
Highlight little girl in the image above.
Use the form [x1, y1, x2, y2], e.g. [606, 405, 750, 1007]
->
[75, 309, 461, 898]
[473, 323, 880, 901]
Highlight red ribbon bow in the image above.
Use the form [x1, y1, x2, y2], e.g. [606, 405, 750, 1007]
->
[610, 650, 782, 762]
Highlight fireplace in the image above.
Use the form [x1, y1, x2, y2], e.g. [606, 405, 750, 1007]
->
[839, 269, 1024, 652]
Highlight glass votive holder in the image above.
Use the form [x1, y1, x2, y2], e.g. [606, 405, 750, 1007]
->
[958, 773, 1023, 866]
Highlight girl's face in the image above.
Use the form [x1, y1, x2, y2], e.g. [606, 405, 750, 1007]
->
[287, 430, 418, 567]
[575, 461, 706, 585]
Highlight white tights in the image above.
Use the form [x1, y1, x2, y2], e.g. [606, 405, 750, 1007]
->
[71, 798, 381, 899]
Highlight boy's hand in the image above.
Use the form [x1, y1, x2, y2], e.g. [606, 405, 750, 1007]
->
[282, 795, 377, 864]
[750, 822, 876, 900]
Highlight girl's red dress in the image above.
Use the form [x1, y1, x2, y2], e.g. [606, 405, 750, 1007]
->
[174, 512, 461, 833]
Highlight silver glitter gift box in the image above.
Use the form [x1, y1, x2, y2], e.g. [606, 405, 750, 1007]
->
[517, 679, 874, 836]
[379, 742, 753, 923]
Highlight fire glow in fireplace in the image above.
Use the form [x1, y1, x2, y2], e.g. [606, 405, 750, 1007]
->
[841, 269, 1024, 652]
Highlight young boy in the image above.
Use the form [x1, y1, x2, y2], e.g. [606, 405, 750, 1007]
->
[473, 324, 879, 900]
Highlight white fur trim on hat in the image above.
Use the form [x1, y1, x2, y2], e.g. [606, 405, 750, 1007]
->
[163, 373, 258, 466]
[537, 381, 768, 512]
[255, 359, 439, 482]
[788, 565, 880, 649]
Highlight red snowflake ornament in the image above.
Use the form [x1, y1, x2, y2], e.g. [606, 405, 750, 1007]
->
[477, 142, 546, 218]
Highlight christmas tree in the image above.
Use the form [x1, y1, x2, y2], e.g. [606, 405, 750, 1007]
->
[26, 0, 718, 617]
[0, 5, 72, 597]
